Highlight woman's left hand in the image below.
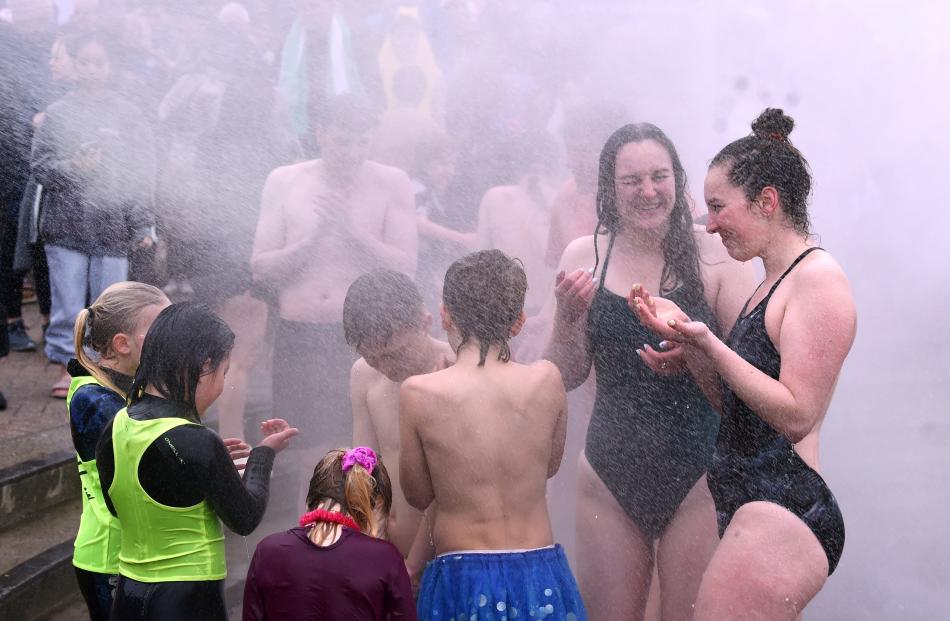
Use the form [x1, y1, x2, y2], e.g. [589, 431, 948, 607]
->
[637, 341, 687, 376]
[628, 284, 713, 349]
[222, 438, 251, 471]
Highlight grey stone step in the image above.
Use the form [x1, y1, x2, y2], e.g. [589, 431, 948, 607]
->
[0, 451, 80, 531]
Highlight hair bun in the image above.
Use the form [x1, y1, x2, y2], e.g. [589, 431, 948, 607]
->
[751, 108, 794, 142]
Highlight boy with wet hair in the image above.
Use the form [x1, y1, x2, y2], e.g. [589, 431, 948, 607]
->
[400, 250, 586, 620]
[343, 268, 454, 583]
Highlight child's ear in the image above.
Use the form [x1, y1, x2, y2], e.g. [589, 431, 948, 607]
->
[509, 311, 527, 338]
[111, 332, 132, 358]
[440, 304, 451, 331]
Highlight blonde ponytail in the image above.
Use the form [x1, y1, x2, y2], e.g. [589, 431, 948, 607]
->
[73, 282, 168, 399]
[305, 448, 394, 538]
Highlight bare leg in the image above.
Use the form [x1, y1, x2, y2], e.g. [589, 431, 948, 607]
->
[694, 501, 828, 621]
[655, 475, 720, 620]
[214, 292, 268, 440]
[576, 451, 654, 621]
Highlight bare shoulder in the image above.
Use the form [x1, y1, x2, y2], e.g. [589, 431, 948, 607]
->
[524, 359, 567, 401]
[351, 358, 384, 389]
[367, 160, 411, 188]
[791, 250, 854, 304]
[264, 159, 315, 188]
[559, 234, 600, 272]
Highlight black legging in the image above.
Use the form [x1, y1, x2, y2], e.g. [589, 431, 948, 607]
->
[111, 576, 227, 621]
[0, 212, 52, 318]
[74, 567, 115, 621]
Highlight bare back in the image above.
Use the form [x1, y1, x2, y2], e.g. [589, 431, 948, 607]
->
[400, 356, 567, 553]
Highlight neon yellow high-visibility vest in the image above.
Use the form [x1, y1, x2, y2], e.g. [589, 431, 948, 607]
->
[108, 408, 225, 582]
[68, 375, 122, 574]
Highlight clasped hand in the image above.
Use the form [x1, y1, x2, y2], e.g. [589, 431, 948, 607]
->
[628, 283, 712, 375]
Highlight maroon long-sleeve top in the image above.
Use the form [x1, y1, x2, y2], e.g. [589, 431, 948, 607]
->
[242, 526, 417, 620]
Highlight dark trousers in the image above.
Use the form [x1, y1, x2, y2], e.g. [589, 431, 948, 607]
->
[111, 576, 227, 621]
[272, 319, 356, 449]
[74, 567, 115, 621]
[0, 212, 51, 318]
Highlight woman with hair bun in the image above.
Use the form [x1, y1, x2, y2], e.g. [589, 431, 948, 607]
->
[242, 447, 416, 620]
[631, 108, 856, 619]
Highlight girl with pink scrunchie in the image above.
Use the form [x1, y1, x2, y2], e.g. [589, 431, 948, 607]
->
[242, 447, 417, 620]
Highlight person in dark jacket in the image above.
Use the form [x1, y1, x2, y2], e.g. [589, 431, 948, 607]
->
[30, 30, 157, 398]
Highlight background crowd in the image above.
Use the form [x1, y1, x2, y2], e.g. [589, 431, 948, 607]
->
[0, 0, 605, 405]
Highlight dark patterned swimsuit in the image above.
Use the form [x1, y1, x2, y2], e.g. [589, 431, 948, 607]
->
[586, 237, 719, 538]
[708, 247, 845, 574]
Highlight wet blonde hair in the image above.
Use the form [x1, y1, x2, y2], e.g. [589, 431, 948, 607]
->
[306, 448, 393, 539]
[72, 282, 168, 399]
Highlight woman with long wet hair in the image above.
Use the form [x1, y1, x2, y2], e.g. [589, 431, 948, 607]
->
[545, 123, 754, 619]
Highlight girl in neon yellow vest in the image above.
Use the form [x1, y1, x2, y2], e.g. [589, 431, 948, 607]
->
[96, 303, 298, 620]
[68, 282, 168, 620]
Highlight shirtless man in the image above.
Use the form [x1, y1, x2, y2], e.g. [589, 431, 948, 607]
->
[251, 94, 417, 492]
[545, 100, 630, 268]
[476, 132, 559, 317]
[400, 250, 586, 620]
[343, 268, 453, 583]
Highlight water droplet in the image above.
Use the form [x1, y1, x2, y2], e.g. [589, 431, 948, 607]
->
[497, 601, 507, 612]
[544, 588, 552, 597]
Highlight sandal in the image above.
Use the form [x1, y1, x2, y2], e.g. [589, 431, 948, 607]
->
[51, 373, 70, 399]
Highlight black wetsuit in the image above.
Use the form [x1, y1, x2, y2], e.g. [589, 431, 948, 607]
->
[96, 394, 275, 620]
[586, 237, 719, 538]
[708, 247, 845, 574]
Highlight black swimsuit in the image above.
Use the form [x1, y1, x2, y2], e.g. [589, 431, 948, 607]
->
[708, 247, 845, 574]
[586, 237, 719, 538]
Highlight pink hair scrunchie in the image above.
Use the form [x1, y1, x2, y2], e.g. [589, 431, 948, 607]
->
[342, 447, 377, 474]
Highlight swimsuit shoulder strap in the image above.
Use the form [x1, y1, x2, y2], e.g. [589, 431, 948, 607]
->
[739, 246, 824, 318]
[596, 232, 617, 291]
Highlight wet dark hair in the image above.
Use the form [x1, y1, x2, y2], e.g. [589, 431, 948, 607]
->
[594, 123, 705, 306]
[710, 108, 812, 235]
[442, 250, 527, 366]
[130, 303, 234, 407]
[306, 448, 394, 538]
[312, 92, 378, 132]
[343, 269, 425, 349]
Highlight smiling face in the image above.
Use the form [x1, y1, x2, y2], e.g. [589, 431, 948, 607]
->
[704, 164, 768, 261]
[613, 139, 676, 233]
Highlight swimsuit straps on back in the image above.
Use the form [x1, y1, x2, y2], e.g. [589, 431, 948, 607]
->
[708, 247, 845, 574]
[585, 234, 720, 539]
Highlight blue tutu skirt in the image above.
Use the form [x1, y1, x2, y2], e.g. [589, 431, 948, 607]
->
[417, 545, 587, 621]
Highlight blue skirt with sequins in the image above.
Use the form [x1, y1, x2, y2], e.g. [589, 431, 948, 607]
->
[417, 545, 587, 621]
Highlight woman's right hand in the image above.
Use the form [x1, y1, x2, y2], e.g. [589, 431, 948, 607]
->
[258, 418, 298, 453]
[554, 268, 597, 323]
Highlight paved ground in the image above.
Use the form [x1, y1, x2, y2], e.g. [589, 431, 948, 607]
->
[0, 304, 74, 471]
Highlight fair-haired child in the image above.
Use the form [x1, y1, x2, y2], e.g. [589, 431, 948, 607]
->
[400, 250, 587, 620]
[243, 447, 417, 620]
[343, 269, 453, 582]
[68, 281, 169, 619]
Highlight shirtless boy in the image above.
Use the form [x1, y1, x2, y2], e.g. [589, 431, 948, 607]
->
[251, 94, 418, 488]
[343, 269, 453, 580]
[400, 250, 586, 620]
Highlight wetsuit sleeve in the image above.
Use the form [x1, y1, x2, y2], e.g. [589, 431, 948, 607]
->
[69, 386, 126, 462]
[138, 425, 275, 536]
[385, 545, 418, 620]
[94, 417, 118, 518]
[242, 545, 267, 621]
